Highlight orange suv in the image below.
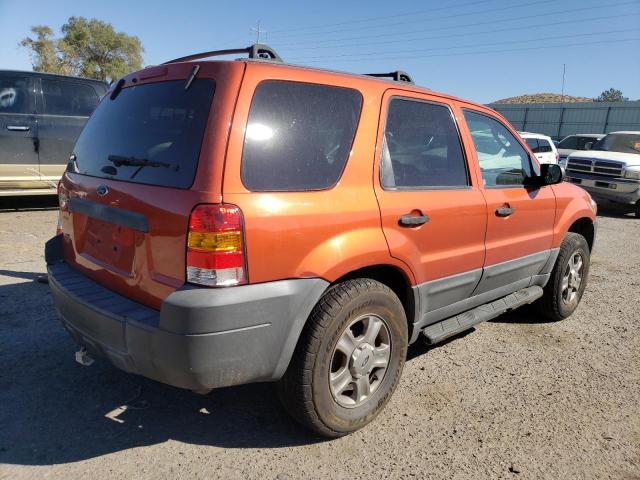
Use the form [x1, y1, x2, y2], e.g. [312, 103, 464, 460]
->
[46, 45, 597, 437]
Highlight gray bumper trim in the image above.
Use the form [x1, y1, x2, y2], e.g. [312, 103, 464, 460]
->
[46, 236, 328, 390]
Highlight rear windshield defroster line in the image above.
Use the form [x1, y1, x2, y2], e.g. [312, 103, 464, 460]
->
[72, 79, 215, 189]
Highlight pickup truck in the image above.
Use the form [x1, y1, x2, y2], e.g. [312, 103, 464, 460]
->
[565, 131, 640, 217]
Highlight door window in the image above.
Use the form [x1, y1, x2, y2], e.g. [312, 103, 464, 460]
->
[576, 137, 596, 150]
[525, 137, 540, 153]
[42, 79, 98, 116]
[463, 110, 533, 187]
[537, 139, 553, 153]
[558, 136, 578, 149]
[0, 76, 30, 114]
[381, 98, 468, 189]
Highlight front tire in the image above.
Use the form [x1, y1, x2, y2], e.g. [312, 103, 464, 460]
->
[277, 278, 408, 437]
[535, 232, 590, 321]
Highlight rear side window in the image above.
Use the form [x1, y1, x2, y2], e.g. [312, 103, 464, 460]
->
[0, 75, 30, 114]
[525, 138, 540, 153]
[381, 98, 468, 188]
[463, 110, 532, 187]
[241, 81, 362, 191]
[42, 79, 98, 116]
[537, 139, 553, 153]
[73, 79, 215, 189]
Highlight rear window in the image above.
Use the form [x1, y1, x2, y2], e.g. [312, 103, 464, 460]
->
[241, 80, 362, 191]
[592, 133, 640, 155]
[73, 79, 215, 188]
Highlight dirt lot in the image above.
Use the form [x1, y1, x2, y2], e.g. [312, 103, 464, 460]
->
[0, 197, 638, 480]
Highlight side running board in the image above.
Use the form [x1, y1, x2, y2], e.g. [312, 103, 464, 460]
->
[422, 286, 543, 344]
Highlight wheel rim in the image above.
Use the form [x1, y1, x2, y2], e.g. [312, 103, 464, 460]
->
[561, 251, 584, 305]
[329, 314, 392, 408]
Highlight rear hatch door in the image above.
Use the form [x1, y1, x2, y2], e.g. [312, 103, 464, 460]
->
[58, 62, 244, 309]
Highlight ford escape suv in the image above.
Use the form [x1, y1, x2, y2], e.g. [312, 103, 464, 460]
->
[46, 45, 597, 437]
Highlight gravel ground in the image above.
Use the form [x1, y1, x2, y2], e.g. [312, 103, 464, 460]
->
[0, 197, 638, 480]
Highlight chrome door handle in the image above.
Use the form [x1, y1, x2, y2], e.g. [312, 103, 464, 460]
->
[496, 206, 515, 217]
[6, 125, 30, 131]
[399, 214, 430, 227]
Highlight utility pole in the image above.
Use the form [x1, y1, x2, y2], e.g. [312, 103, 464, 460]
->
[251, 21, 266, 44]
[560, 63, 566, 104]
[558, 63, 566, 139]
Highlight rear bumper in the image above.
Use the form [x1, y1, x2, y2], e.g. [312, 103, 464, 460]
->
[565, 172, 640, 205]
[45, 235, 328, 391]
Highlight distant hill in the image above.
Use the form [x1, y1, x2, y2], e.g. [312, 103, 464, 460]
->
[491, 93, 593, 104]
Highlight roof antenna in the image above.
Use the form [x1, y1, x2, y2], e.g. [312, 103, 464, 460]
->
[251, 20, 267, 43]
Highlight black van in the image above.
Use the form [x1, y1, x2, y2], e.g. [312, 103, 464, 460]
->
[0, 70, 107, 196]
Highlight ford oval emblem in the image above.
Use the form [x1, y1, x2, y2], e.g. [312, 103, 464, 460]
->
[96, 185, 109, 197]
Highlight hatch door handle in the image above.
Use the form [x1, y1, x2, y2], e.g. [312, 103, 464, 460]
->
[7, 125, 30, 131]
[399, 213, 430, 227]
[496, 206, 515, 217]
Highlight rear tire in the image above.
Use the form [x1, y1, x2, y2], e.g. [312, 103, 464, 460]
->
[535, 232, 590, 321]
[277, 278, 408, 437]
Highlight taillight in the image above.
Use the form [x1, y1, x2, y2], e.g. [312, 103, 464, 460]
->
[186, 204, 247, 287]
[555, 152, 560, 162]
[57, 181, 68, 235]
[57, 181, 69, 211]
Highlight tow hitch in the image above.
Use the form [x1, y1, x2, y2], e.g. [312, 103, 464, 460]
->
[75, 347, 94, 366]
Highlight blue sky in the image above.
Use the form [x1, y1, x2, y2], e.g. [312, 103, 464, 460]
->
[1, 0, 639, 103]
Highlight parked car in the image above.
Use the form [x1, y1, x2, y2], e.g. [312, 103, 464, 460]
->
[556, 133, 604, 167]
[518, 131, 559, 164]
[0, 70, 107, 196]
[565, 131, 640, 217]
[45, 44, 597, 437]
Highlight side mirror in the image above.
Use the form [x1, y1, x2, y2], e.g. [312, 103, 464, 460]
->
[540, 163, 565, 185]
[584, 142, 593, 150]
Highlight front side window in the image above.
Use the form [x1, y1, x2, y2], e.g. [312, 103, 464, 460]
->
[241, 81, 362, 191]
[463, 110, 532, 187]
[42, 79, 98, 116]
[0, 75, 30, 114]
[558, 136, 578, 149]
[576, 137, 597, 150]
[381, 98, 468, 189]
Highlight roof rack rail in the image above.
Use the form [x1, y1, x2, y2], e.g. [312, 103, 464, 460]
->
[365, 71, 413, 84]
[163, 44, 282, 65]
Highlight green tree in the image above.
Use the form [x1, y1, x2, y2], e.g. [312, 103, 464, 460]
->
[20, 17, 143, 82]
[594, 88, 628, 102]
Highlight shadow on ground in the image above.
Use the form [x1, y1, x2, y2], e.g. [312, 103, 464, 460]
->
[595, 202, 636, 220]
[0, 195, 58, 212]
[0, 273, 327, 467]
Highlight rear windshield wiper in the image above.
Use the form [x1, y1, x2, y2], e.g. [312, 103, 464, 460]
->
[107, 154, 171, 168]
[107, 154, 173, 180]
